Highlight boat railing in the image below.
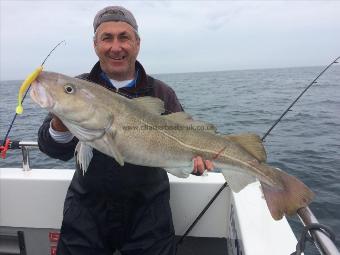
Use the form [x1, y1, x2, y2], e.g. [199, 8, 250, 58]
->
[296, 208, 339, 255]
[1, 140, 38, 171]
[1, 140, 339, 255]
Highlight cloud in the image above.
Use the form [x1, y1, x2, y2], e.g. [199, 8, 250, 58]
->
[1, 1, 340, 80]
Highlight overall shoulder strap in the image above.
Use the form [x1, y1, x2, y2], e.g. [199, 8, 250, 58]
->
[146, 75, 155, 96]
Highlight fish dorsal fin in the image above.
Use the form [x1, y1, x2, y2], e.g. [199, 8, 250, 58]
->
[163, 112, 217, 133]
[223, 133, 267, 162]
[132, 96, 165, 115]
[163, 111, 192, 122]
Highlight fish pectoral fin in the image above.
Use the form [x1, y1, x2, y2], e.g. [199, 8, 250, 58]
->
[165, 167, 192, 178]
[163, 112, 217, 133]
[75, 142, 93, 175]
[223, 133, 267, 162]
[220, 167, 257, 192]
[98, 127, 124, 166]
[132, 96, 165, 115]
[108, 141, 124, 166]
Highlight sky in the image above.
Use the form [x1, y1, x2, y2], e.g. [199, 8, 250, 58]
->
[0, 0, 339, 81]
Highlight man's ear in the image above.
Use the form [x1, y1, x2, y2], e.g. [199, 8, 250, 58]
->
[93, 32, 98, 47]
[136, 38, 141, 54]
[93, 37, 99, 55]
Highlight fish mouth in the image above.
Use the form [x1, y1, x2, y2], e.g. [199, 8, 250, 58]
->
[30, 80, 55, 109]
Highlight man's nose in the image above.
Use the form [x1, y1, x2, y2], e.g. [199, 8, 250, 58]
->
[109, 39, 122, 52]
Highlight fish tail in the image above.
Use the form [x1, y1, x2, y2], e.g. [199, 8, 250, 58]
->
[259, 164, 314, 220]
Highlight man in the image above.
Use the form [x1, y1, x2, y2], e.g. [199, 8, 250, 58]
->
[38, 6, 213, 255]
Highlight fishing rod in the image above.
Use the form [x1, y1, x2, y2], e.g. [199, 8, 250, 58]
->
[0, 41, 65, 158]
[261, 56, 340, 142]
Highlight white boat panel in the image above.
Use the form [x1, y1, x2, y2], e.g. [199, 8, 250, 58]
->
[231, 182, 297, 255]
[169, 173, 230, 238]
[0, 168, 73, 229]
[0, 168, 230, 238]
[1, 168, 298, 254]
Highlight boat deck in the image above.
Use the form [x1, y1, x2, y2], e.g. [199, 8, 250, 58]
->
[175, 236, 228, 255]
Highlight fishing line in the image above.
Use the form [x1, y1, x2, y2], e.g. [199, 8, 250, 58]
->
[261, 56, 340, 142]
[1, 41, 65, 154]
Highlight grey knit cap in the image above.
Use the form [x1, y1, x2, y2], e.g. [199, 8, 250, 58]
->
[93, 6, 138, 32]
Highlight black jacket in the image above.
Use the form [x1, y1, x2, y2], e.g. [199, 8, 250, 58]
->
[38, 61, 183, 206]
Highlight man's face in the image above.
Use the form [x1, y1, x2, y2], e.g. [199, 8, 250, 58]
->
[94, 21, 140, 80]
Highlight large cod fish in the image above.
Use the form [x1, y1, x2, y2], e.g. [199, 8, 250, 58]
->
[30, 71, 314, 220]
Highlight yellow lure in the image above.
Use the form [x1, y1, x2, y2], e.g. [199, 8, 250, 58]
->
[16, 66, 43, 114]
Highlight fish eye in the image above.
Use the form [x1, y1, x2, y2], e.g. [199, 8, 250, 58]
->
[64, 84, 75, 94]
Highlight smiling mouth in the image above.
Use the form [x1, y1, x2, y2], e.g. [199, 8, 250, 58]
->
[109, 56, 126, 61]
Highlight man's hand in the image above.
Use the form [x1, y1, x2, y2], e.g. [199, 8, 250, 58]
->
[192, 156, 214, 175]
[51, 115, 69, 132]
